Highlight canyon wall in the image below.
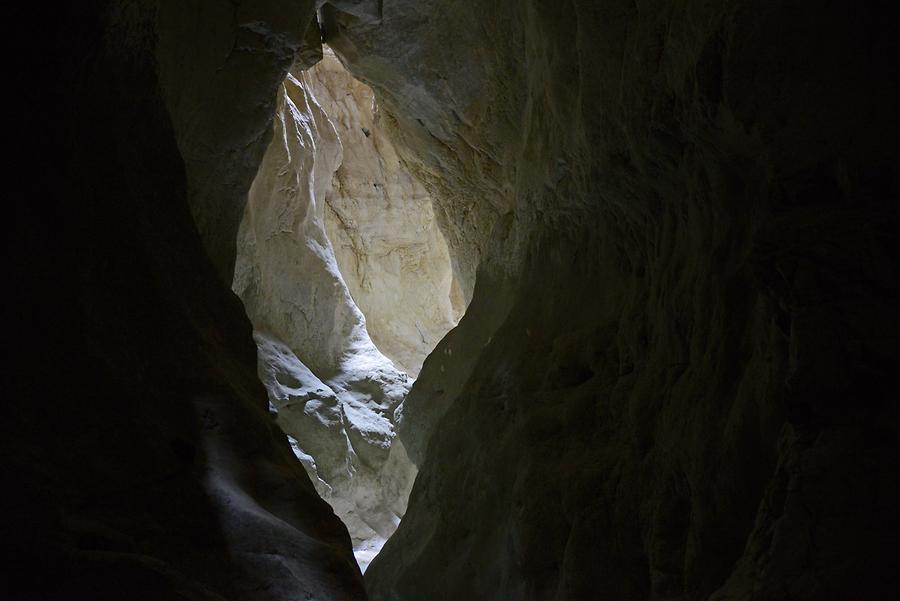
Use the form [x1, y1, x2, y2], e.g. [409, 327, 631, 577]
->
[321, 1, 900, 599]
[232, 47, 461, 569]
[7, 2, 366, 599]
[311, 48, 463, 377]
[233, 67, 415, 570]
[8, 1, 898, 600]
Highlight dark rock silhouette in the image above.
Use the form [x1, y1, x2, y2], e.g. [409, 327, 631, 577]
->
[6, 1, 898, 599]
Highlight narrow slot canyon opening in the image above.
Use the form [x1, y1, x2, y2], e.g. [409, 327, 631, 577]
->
[14, 2, 900, 600]
[232, 45, 465, 572]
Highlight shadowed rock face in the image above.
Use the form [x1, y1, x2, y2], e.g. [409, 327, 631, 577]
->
[6, 2, 365, 599]
[320, 1, 899, 599]
[157, 0, 319, 282]
[7, 1, 899, 601]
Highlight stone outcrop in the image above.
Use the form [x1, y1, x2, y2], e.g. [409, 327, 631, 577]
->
[321, 1, 900, 600]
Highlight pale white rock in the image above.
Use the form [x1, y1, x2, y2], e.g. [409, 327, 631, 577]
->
[233, 66, 427, 571]
[306, 48, 464, 376]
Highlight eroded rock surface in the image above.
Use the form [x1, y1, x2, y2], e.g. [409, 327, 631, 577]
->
[320, 1, 900, 600]
[309, 48, 463, 376]
[9, 1, 899, 599]
[233, 65, 422, 570]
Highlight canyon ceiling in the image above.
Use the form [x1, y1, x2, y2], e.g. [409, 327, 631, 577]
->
[7, 1, 898, 600]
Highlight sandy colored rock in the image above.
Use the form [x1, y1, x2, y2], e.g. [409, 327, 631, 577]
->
[233, 68, 418, 571]
[307, 48, 463, 376]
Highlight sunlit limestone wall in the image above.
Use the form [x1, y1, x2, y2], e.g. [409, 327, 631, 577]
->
[321, 1, 900, 600]
[233, 46, 460, 569]
[309, 48, 464, 377]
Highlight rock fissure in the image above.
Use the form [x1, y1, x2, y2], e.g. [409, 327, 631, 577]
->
[10, 1, 898, 600]
[234, 44, 463, 571]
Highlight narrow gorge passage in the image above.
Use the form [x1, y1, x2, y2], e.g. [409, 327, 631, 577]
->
[9, 2, 898, 600]
[233, 45, 463, 571]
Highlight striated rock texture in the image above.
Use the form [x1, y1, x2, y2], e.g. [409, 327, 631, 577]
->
[7, 2, 365, 599]
[310, 48, 464, 376]
[321, 1, 900, 600]
[233, 64, 418, 570]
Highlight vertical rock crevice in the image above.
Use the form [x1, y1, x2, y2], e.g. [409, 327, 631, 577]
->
[10, 1, 898, 599]
[233, 43, 463, 570]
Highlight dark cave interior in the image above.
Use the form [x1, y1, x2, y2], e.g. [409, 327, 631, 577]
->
[5, 1, 899, 600]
